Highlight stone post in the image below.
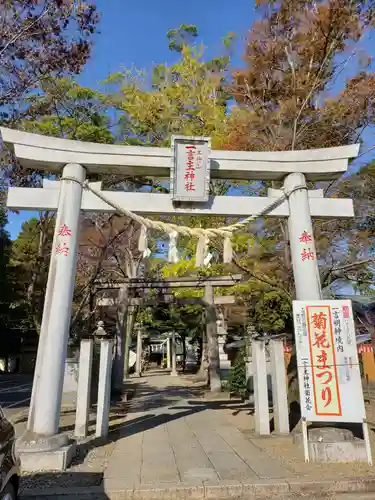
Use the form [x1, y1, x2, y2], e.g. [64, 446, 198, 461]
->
[167, 338, 171, 369]
[171, 331, 177, 376]
[30, 163, 86, 438]
[135, 324, 142, 377]
[253, 340, 270, 435]
[205, 284, 221, 392]
[218, 335, 230, 374]
[124, 305, 135, 380]
[75, 339, 94, 438]
[284, 173, 322, 301]
[269, 339, 289, 434]
[217, 311, 230, 377]
[96, 340, 113, 438]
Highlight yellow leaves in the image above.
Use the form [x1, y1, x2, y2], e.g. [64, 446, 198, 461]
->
[104, 44, 229, 146]
[161, 259, 196, 278]
[232, 232, 255, 253]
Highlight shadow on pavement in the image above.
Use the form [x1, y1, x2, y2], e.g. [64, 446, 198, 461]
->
[72, 397, 256, 466]
[19, 472, 108, 499]
[72, 405, 206, 466]
[17, 377, 263, 471]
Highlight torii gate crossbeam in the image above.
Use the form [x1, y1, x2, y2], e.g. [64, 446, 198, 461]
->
[7, 180, 354, 218]
[1, 127, 358, 180]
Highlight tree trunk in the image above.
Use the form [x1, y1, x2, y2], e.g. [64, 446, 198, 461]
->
[113, 285, 128, 390]
[88, 291, 95, 333]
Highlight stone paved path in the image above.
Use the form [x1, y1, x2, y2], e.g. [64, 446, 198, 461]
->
[104, 371, 291, 489]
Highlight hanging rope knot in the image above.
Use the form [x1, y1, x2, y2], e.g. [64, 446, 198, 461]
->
[195, 233, 210, 267]
[138, 224, 151, 258]
[223, 234, 233, 264]
[168, 230, 179, 264]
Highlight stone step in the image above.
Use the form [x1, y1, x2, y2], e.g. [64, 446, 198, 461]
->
[330, 495, 375, 500]
[19, 478, 375, 500]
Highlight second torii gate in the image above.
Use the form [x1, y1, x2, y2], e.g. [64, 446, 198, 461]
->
[0, 127, 358, 467]
[95, 274, 241, 388]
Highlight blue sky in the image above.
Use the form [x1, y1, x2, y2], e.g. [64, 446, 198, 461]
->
[6, 0, 375, 238]
[81, 0, 255, 84]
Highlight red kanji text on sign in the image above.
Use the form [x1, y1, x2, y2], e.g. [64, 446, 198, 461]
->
[57, 224, 72, 237]
[184, 145, 197, 193]
[56, 242, 69, 257]
[299, 231, 312, 244]
[301, 248, 315, 262]
[306, 305, 342, 417]
[185, 182, 195, 192]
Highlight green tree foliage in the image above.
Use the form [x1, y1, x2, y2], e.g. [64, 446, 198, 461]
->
[228, 348, 247, 397]
[102, 28, 240, 295]
[139, 302, 205, 370]
[167, 24, 198, 53]
[0, 201, 14, 334]
[20, 78, 114, 143]
[0, 2, 104, 350]
[10, 217, 54, 333]
[104, 33, 231, 147]
[140, 301, 204, 336]
[0, 193, 27, 357]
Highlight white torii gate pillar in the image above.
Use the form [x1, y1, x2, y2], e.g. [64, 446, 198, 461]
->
[283, 172, 322, 445]
[171, 331, 178, 376]
[135, 325, 143, 377]
[167, 337, 172, 370]
[26, 163, 86, 444]
[284, 173, 322, 301]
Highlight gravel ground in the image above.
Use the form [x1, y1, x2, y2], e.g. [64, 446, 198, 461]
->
[219, 396, 375, 480]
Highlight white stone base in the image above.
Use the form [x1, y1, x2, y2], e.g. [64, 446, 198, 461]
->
[219, 357, 230, 369]
[307, 440, 367, 463]
[62, 358, 79, 405]
[294, 427, 368, 463]
[20, 442, 76, 472]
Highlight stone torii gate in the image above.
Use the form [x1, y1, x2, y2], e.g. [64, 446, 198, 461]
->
[95, 274, 241, 387]
[1, 127, 358, 466]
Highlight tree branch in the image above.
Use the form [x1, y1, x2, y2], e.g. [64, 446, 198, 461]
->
[0, 5, 50, 59]
[290, 40, 336, 150]
[332, 257, 375, 274]
[232, 253, 292, 297]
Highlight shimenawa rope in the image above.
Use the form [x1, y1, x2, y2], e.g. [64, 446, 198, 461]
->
[60, 176, 306, 265]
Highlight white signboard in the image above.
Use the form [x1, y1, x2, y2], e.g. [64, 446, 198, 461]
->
[293, 300, 366, 423]
[171, 135, 211, 202]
